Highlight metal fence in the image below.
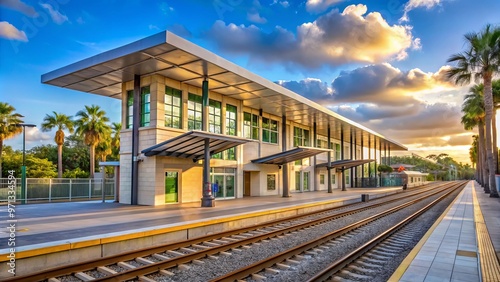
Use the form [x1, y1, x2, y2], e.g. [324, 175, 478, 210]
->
[0, 178, 115, 203]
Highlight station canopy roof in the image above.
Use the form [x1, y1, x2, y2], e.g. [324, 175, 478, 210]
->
[316, 159, 375, 171]
[41, 31, 407, 151]
[141, 131, 252, 161]
[252, 147, 332, 166]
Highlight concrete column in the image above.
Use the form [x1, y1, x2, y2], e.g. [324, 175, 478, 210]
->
[282, 115, 290, 197]
[313, 121, 317, 191]
[327, 123, 332, 193]
[201, 79, 215, 207]
[131, 74, 140, 205]
[341, 125, 346, 191]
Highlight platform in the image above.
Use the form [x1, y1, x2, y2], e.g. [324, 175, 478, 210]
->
[0, 186, 402, 277]
[391, 181, 500, 282]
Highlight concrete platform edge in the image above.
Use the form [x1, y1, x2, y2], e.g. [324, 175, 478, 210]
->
[387, 184, 465, 281]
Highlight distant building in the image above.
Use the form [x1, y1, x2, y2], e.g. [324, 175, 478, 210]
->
[42, 31, 407, 206]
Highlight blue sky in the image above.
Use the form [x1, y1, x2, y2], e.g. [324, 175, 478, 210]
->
[1, 0, 500, 164]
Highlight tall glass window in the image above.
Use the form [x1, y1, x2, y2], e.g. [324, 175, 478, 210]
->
[262, 117, 278, 144]
[188, 93, 202, 130]
[293, 127, 310, 147]
[226, 104, 237, 135]
[335, 143, 341, 160]
[224, 104, 237, 160]
[165, 86, 182, 129]
[126, 90, 133, 129]
[244, 112, 259, 140]
[140, 86, 150, 127]
[209, 100, 222, 134]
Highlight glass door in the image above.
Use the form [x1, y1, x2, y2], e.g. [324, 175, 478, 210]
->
[165, 171, 178, 203]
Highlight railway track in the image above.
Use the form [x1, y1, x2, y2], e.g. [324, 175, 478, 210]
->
[4, 181, 464, 282]
[210, 181, 466, 282]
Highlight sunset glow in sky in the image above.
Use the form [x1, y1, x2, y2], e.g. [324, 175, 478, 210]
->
[2, 0, 500, 165]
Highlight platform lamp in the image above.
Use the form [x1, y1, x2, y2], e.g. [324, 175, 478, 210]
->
[16, 123, 36, 204]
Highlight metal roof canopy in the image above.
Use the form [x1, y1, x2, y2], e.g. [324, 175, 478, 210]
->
[316, 159, 375, 171]
[41, 30, 407, 151]
[142, 131, 252, 161]
[252, 146, 332, 166]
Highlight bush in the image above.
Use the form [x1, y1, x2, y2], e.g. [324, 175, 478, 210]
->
[377, 164, 393, 173]
[63, 168, 90, 178]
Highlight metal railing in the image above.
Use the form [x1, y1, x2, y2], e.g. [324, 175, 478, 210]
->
[0, 178, 115, 203]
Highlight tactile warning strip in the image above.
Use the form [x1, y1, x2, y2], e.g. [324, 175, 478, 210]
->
[472, 185, 500, 282]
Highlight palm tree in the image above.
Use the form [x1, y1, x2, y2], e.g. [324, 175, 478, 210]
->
[110, 122, 121, 159]
[75, 105, 111, 178]
[0, 102, 23, 177]
[41, 112, 74, 178]
[461, 84, 488, 191]
[447, 24, 500, 198]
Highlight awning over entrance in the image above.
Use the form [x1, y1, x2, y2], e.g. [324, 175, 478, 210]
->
[251, 146, 332, 166]
[142, 130, 252, 161]
[316, 159, 375, 171]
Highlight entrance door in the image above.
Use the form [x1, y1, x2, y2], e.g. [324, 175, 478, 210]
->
[244, 171, 251, 196]
[165, 171, 178, 203]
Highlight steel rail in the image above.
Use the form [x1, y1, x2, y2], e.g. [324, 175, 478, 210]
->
[210, 181, 467, 282]
[4, 182, 450, 282]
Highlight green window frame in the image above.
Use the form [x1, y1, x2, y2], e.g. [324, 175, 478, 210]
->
[320, 174, 325, 185]
[243, 112, 259, 140]
[209, 100, 222, 134]
[140, 86, 151, 127]
[226, 104, 237, 136]
[126, 90, 133, 129]
[165, 86, 182, 129]
[293, 126, 310, 147]
[188, 93, 203, 130]
[262, 117, 278, 144]
[335, 143, 341, 161]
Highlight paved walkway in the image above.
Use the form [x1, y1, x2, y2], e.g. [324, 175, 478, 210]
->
[391, 181, 500, 282]
[0, 186, 401, 249]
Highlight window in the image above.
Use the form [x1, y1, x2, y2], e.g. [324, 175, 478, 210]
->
[320, 174, 325, 185]
[165, 86, 182, 128]
[188, 93, 202, 130]
[293, 127, 310, 147]
[317, 137, 328, 149]
[295, 172, 301, 191]
[262, 117, 278, 144]
[332, 173, 336, 184]
[345, 170, 350, 185]
[303, 172, 309, 191]
[267, 174, 276, 190]
[126, 90, 133, 129]
[209, 100, 222, 133]
[141, 86, 151, 127]
[244, 112, 259, 140]
[335, 143, 341, 160]
[226, 104, 237, 136]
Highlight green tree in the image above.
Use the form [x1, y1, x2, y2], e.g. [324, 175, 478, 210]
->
[447, 24, 500, 198]
[75, 105, 111, 178]
[461, 85, 487, 189]
[41, 112, 74, 178]
[110, 122, 121, 160]
[2, 148, 57, 178]
[0, 102, 23, 178]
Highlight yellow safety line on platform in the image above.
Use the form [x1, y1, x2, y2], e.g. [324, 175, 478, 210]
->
[472, 182, 500, 282]
[387, 184, 464, 281]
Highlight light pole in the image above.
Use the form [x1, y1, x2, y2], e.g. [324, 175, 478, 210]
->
[16, 123, 36, 204]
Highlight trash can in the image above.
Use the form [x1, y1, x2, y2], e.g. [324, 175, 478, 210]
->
[361, 194, 369, 202]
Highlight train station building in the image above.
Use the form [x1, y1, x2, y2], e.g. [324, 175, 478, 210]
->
[41, 31, 407, 206]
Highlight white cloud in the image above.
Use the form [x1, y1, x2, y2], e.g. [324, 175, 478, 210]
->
[0, 0, 37, 17]
[280, 1, 289, 8]
[40, 3, 69, 24]
[207, 4, 419, 69]
[247, 11, 267, 24]
[0, 21, 28, 42]
[25, 127, 51, 142]
[401, 0, 442, 22]
[306, 0, 344, 13]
